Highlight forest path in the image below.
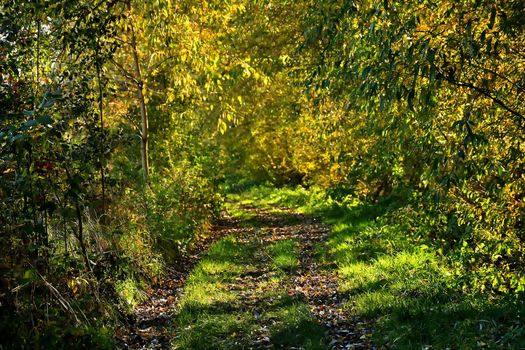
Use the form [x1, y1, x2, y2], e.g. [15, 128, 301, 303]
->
[123, 203, 373, 349]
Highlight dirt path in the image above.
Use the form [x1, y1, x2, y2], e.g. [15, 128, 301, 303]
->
[118, 217, 236, 349]
[121, 204, 374, 349]
[233, 206, 374, 349]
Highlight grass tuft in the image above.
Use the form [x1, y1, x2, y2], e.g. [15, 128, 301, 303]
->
[268, 239, 299, 272]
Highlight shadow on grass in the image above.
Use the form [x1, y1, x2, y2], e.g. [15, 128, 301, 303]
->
[175, 298, 326, 349]
[176, 285, 326, 350]
[369, 293, 525, 349]
[225, 186, 525, 349]
[332, 213, 525, 349]
[232, 209, 312, 228]
[174, 231, 326, 350]
[270, 318, 326, 350]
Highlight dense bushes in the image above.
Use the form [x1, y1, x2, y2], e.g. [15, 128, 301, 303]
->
[305, 0, 525, 295]
[144, 166, 223, 257]
[0, 1, 223, 347]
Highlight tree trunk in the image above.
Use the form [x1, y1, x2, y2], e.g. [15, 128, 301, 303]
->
[96, 55, 106, 215]
[128, 3, 149, 183]
[137, 81, 149, 183]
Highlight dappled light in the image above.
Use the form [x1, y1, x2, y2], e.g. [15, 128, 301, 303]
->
[1, 0, 524, 349]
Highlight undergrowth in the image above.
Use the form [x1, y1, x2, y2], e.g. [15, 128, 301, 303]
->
[227, 185, 525, 349]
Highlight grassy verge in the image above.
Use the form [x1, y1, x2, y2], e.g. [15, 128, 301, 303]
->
[227, 186, 525, 349]
[172, 215, 325, 349]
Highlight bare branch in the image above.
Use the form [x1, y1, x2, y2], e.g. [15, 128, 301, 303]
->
[110, 58, 139, 84]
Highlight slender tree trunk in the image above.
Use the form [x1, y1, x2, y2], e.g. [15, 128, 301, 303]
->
[137, 81, 149, 183]
[128, 3, 149, 183]
[63, 166, 90, 270]
[96, 53, 106, 215]
[74, 200, 90, 270]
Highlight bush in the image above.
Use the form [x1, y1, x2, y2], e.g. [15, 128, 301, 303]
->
[145, 164, 223, 258]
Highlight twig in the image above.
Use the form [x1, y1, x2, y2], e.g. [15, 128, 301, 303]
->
[37, 272, 81, 324]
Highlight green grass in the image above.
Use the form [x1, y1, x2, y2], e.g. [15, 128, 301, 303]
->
[222, 203, 258, 227]
[227, 185, 525, 349]
[173, 225, 325, 349]
[264, 297, 325, 350]
[173, 236, 255, 349]
[225, 185, 318, 213]
[268, 239, 299, 272]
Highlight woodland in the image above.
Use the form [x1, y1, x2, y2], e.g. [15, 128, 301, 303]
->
[0, 0, 524, 349]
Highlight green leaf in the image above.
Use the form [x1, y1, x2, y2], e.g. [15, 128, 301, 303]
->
[23, 269, 37, 281]
[21, 116, 52, 130]
[488, 7, 496, 29]
[361, 66, 372, 80]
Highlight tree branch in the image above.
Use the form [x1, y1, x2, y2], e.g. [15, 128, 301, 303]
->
[449, 79, 525, 123]
[110, 58, 139, 84]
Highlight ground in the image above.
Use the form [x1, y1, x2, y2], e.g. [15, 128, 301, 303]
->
[121, 202, 373, 349]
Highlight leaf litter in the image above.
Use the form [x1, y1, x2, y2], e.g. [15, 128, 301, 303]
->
[121, 204, 375, 349]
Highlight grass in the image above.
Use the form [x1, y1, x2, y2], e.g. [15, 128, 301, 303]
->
[268, 239, 299, 272]
[222, 203, 258, 226]
[227, 185, 525, 349]
[172, 224, 325, 349]
[265, 298, 325, 349]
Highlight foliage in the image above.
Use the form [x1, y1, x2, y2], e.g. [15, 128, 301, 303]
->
[2, 0, 525, 347]
[0, 0, 218, 346]
[219, 0, 525, 297]
[0, 0, 124, 346]
[144, 165, 222, 257]
[298, 0, 525, 294]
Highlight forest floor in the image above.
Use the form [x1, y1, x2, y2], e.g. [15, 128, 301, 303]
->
[122, 201, 373, 349]
[120, 186, 525, 349]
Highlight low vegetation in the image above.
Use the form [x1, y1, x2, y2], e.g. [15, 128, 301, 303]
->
[173, 230, 325, 349]
[229, 186, 525, 349]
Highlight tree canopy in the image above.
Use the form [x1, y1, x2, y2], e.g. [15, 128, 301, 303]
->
[1, 0, 524, 348]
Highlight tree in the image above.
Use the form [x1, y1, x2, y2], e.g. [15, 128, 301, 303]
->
[300, 0, 525, 292]
[0, 0, 121, 345]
